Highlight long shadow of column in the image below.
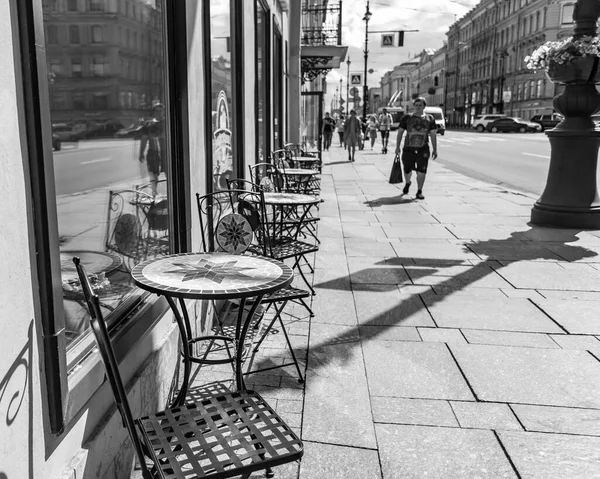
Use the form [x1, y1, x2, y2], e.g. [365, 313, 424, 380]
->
[253, 228, 598, 378]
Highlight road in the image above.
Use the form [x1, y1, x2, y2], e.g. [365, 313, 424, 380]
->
[53, 139, 144, 196]
[387, 129, 554, 196]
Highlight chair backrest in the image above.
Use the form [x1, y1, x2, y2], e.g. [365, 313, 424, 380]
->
[271, 149, 293, 169]
[73, 257, 150, 477]
[196, 188, 267, 255]
[248, 163, 279, 192]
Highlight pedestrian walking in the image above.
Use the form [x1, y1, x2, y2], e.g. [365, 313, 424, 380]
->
[336, 115, 345, 147]
[322, 112, 335, 151]
[378, 108, 393, 154]
[394, 97, 438, 200]
[139, 103, 166, 196]
[366, 115, 379, 150]
[343, 109, 362, 162]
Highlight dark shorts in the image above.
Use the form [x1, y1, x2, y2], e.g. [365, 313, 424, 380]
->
[380, 130, 390, 140]
[402, 147, 430, 174]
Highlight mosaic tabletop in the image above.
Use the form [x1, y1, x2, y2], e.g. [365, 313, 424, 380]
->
[61, 250, 123, 282]
[280, 168, 319, 176]
[243, 192, 320, 206]
[131, 252, 293, 300]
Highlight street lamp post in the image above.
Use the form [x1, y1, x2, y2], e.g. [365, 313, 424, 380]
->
[362, 1, 372, 121]
[346, 56, 351, 112]
[340, 77, 343, 113]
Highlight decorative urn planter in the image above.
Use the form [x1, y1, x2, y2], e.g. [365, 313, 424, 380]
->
[546, 56, 600, 84]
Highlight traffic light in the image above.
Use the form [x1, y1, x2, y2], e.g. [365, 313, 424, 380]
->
[398, 31, 404, 47]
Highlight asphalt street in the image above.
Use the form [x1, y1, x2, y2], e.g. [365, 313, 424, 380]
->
[386, 129, 553, 196]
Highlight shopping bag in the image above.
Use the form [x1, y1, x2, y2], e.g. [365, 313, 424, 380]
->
[388, 153, 404, 184]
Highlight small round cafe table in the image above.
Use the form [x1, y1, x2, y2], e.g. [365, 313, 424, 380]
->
[131, 252, 293, 403]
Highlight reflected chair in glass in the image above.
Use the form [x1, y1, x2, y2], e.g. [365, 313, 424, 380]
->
[197, 188, 310, 383]
[73, 257, 303, 479]
[105, 189, 169, 270]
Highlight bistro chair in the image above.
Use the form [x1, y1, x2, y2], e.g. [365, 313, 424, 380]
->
[197, 188, 311, 383]
[248, 163, 281, 193]
[73, 257, 303, 479]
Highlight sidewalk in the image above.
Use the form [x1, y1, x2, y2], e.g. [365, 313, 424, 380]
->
[295, 144, 600, 478]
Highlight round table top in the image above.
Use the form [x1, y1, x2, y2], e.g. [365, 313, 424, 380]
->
[280, 168, 319, 176]
[61, 250, 123, 281]
[263, 192, 320, 205]
[295, 157, 320, 162]
[131, 252, 293, 300]
[130, 194, 167, 206]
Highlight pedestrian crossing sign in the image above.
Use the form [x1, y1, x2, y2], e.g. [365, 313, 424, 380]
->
[351, 74, 362, 85]
[381, 34, 394, 47]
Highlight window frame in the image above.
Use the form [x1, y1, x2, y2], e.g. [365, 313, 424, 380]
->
[16, 0, 190, 441]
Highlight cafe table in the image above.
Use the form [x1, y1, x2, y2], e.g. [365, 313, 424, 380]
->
[293, 156, 321, 169]
[131, 252, 293, 405]
[278, 168, 320, 194]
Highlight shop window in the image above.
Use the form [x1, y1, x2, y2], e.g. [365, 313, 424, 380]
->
[537, 79, 543, 97]
[255, 0, 270, 164]
[67, 0, 78, 12]
[30, 0, 186, 434]
[530, 80, 536, 99]
[46, 24, 59, 44]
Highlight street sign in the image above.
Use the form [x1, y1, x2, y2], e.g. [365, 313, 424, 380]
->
[381, 34, 394, 47]
[340, 98, 345, 105]
[349, 86, 360, 96]
[350, 74, 362, 85]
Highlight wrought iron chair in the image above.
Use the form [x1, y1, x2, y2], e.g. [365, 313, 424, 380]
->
[248, 163, 281, 193]
[197, 188, 311, 383]
[73, 257, 303, 479]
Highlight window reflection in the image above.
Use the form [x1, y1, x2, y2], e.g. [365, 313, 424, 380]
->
[42, 0, 170, 350]
[256, 1, 268, 164]
[210, 1, 234, 191]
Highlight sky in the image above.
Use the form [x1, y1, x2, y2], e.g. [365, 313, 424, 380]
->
[325, 0, 480, 108]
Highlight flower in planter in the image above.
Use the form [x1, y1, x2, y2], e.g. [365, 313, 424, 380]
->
[525, 35, 600, 71]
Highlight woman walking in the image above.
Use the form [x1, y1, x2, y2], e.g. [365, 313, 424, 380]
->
[336, 115, 345, 147]
[367, 115, 379, 150]
[343, 110, 362, 162]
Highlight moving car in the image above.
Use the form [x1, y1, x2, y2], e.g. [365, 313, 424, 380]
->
[424, 106, 446, 135]
[472, 114, 507, 132]
[529, 113, 563, 131]
[486, 117, 542, 133]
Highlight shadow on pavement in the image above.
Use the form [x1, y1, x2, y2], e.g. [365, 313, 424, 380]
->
[363, 195, 414, 206]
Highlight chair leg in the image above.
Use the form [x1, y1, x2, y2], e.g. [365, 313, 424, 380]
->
[292, 257, 315, 295]
[297, 297, 314, 317]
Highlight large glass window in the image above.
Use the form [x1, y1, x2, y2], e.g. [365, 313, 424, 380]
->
[256, 0, 269, 164]
[43, 0, 172, 355]
[209, 1, 234, 191]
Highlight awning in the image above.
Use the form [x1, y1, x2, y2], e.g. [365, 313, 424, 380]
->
[301, 45, 348, 83]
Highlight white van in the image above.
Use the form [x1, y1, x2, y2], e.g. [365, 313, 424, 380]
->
[424, 106, 446, 135]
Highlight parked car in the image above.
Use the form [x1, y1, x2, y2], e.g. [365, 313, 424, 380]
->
[52, 123, 79, 142]
[529, 113, 563, 131]
[424, 106, 446, 135]
[52, 133, 61, 151]
[72, 121, 125, 141]
[486, 117, 542, 133]
[472, 114, 507, 132]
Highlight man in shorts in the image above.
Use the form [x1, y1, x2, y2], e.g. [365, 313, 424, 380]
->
[395, 97, 438, 200]
[378, 108, 393, 154]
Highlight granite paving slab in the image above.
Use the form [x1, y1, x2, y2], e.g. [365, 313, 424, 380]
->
[341, 224, 388, 239]
[352, 284, 435, 327]
[449, 401, 522, 430]
[374, 212, 439, 223]
[496, 261, 600, 290]
[346, 257, 411, 285]
[511, 404, 600, 436]
[462, 329, 559, 349]
[533, 298, 600, 334]
[311, 289, 358, 326]
[498, 431, 600, 479]
[432, 214, 527, 225]
[362, 341, 474, 400]
[391, 242, 480, 261]
[344, 238, 397, 257]
[359, 325, 421, 342]
[417, 327, 467, 343]
[450, 343, 600, 408]
[376, 424, 517, 479]
[468, 242, 564, 261]
[423, 295, 564, 333]
[372, 397, 458, 427]
[382, 225, 457, 239]
[298, 441, 381, 479]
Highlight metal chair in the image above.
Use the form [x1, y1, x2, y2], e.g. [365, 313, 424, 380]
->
[248, 163, 281, 193]
[73, 256, 303, 479]
[197, 188, 311, 383]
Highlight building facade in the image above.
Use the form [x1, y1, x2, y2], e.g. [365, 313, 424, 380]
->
[0, 0, 343, 477]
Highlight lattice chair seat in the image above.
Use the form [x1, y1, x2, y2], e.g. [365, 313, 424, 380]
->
[267, 238, 319, 261]
[138, 390, 303, 478]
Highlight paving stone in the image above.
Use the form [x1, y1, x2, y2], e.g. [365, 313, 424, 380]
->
[342, 224, 388, 239]
[376, 424, 517, 478]
[497, 261, 600, 291]
[498, 431, 600, 479]
[512, 404, 600, 436]
[298, 441, 381, 479]
[383, 225, 457, 239]
[352, 284, 435, 327]
[418, 327, 467, 343]
[533, 299, 600, 334]
[362, 341, 473, 400]
[424, 295, 563, 333]
[500, 288, 545, 299]
[450, 401, 522, 430]
[374, 212, 439, 223]
[312, 268, 351, 291]
[391, 242, 481, 261]
[311, 289, 358, 326]
[462, 329, 559, 349]
[550, 334, 600, 355]
[450, 344, 600, 408]
[359, 325, 421, 342]
[372, 397, 458, 427]
[344, 238, 397, 257]
[346, 257, 411, 285]
[468, 242, 564, 261]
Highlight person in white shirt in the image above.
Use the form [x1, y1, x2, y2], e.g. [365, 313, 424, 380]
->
[378, 108, 393, 154]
